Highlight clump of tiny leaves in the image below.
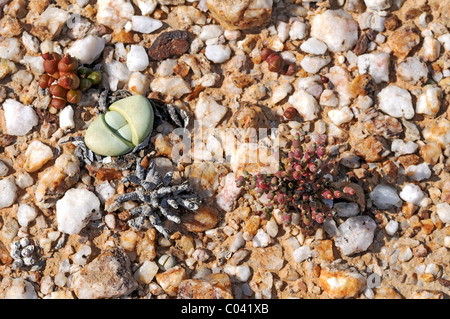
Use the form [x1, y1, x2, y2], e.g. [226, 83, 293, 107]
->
[236, 133, 355, 235]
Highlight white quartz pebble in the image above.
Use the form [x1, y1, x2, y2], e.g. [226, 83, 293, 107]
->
[436, 203, 450, 224]
[195, 93, 228, 128]
[335, 216, 377, 256]
[205, 44, 231, 63]
[73, 244, 92, 266]
[24, 141, 53, 173]
[391, 139, 418, 157]
[128, 72, 150, 96]
[293, 245, 315, 263]
[300, 55, 331, 74]
[134, 260, 159, 283]
[97, 0, 135, 30]
[252, 229, 272, 248]
[405, 162, 431, 181]
[271, 83, 293, 104]
[396, 57, 428, 84]
[277, 21, 290, 42]
[300, 38, 328, 55]
[59, 105, 75, 131]
[2, 99, 38, 136]
[235, 265, 252, 282]
[230, 232, 245, 252]
[357, 52, 390, 84]
[134, 0, 157, 15]
[150, 76, 191, 99]
[437, 33, 450, 51]
[369, 184, 402, 209]
[385, 220, 399, 236]
[67, 35, 105, 65]
[288, 90, 320, 121]
[328, 106, 354, 126]
[377, 85, 414, 119]
[0, 176, 17, 209]
[311, 9, 359, 52]
[289, 20, 307, 40]
[363, 0, 391, 10]
[131, 15, 162, 34]
[399, 183, 425, 206]
[56, 188, 100, 235]
[3, 278, 38, 299]
[421, 36, 440, 62]
[17, 203, 38, 227]
[200, 25, 224, 41]
[416, 86, 442, 117]
[126, 45, 149, 72]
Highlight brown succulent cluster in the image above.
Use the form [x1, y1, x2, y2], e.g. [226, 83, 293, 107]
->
[38, 53, 101, 110]
[260, 47, 296, 76]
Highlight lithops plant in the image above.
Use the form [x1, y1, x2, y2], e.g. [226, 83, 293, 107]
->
[84, 94, 154, 156]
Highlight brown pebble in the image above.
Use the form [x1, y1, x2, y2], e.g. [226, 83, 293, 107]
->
[148, 30, 190, 61]
[384, 14, 401, 31]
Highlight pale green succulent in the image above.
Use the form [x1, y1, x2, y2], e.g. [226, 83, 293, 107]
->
[85, 95, 154, 156]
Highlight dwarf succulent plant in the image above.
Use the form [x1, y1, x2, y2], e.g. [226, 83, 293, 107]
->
[236, 133, 355, 235]
[84, 94, 154, 157]
[260, 48, 296, 76]
[39, 53, 101, 110]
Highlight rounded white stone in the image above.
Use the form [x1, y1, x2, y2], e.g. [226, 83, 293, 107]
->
[3, 99, 39, 136]
[436, 203, 450, 224]
[335, 216, 377, 256]
[377, 85, 414, 119]
[17, 203, 38, 227]
[56, 188, 100, 235]
[199, 25, 224, 41]
[300, 38, 328, 55]
[328, 106, 354, 126]
[399, 183, 425, 206]
[204, 44, 231, 63]
[385, 220, 399, 236]
[310, 9, 359, 52]
[0, 176, 17, 209]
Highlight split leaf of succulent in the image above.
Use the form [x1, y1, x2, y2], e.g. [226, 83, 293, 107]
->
[236, 133, 356, 235]
[50, 96, 67, 109]
[87, 71, 102, 85]
[39, 74, 50, 89]
[49, 84, 67, 98]
[79, 78, 92, 91]
[67, 89, 82, 104]
[58, 54, 78, 72]
[283, 107, 297, 120]
[59, 73, 80, 90]
[42, 52, 60, 75]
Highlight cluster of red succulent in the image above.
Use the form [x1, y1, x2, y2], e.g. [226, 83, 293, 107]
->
[260, 47, 296, 76]
[38, 53, 101, 110]
[236, 133, 355, 235]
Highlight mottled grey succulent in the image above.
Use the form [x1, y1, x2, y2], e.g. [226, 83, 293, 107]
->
[10, 238, 44, 271]
[116, 157, 201, 239]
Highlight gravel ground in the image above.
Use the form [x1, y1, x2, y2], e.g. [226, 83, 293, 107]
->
[0, 0, 449, 299]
